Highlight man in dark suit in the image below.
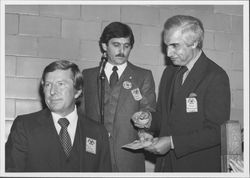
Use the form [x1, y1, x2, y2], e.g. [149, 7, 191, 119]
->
[132, 15, 231, 172]
[81, 22, 156, 172]
[6, 60, 111, 172]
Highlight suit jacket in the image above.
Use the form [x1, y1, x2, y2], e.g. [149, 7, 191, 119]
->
[150, 52, 231, 172]
[5, 108, 111, 172]
[81, 62, 156, 172]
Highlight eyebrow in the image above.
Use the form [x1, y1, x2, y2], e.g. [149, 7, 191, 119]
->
[44, 79, 71, 83]
[111, 41, 131, 45]
[166, 42, 179, 47]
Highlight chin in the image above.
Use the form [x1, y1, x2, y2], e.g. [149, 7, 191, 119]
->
[115, 58, 127, 63]
[172, 61, 179, 65]
[49, 104, 63, 111]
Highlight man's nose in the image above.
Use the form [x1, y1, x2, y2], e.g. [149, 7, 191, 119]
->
[167, 46, 174, 57]
[50, 84, 57, 95]
[119, 45, 125, 54]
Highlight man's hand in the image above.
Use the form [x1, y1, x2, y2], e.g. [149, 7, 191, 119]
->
[138, 130, 153, 142]
[144, 136, 172, 155]
[131, 111, 152, 129]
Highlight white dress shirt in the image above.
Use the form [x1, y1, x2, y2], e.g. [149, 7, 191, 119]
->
[182, 50, 202, 84]
[52, 106, 78, 145]
[105, 62, 127, 82]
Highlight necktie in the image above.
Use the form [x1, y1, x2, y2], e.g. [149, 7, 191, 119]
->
[174, 66, 188, 92]
[58, 118, 72, 157]
[110, 66, 118, 88]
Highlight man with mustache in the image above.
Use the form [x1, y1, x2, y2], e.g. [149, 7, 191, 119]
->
[6, 60, 111, 172]
[80, 22, 156, 172]
[132, 15, 231, 172]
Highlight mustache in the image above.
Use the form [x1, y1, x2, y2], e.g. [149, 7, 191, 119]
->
[115, 53, 125, 57]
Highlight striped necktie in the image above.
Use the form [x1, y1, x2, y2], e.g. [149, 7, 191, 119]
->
[58, 118, 72, 157]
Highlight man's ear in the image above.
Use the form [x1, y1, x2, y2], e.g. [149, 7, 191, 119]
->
[74, 89, 82, 99]
[101, 43, 107, 51]
[191, 41, 198, 49]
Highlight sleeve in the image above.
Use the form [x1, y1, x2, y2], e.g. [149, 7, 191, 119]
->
[97, 126, 112, 172]
[5, 117, 28, 172]
[173, 70, 231, 157]
[139, 70, 156, 112]
[149, 68, 168, 135]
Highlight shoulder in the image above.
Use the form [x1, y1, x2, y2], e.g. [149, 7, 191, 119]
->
[15, 109, 48, 122]
[11, 109, 50, 130]
[79, 116, 108, 135]
[128, 62, 151, 73]
[82, 67, 99, 84]
[128, 62, 152, 76]
[82, 66, 99, 75]
[204, 54, 229, 79]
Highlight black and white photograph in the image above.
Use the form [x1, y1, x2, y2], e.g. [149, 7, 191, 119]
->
[0, 0, 249, 177]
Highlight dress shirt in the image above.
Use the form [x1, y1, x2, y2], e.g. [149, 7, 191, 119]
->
[52, 106, 78, 145]
[105, 62, 127, 82]
[182, 50, 202, 84]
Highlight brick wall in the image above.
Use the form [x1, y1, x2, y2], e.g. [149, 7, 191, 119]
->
[4, 4, 244, 170]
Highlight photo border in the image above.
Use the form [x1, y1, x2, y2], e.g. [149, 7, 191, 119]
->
[0, 0, 249, 177]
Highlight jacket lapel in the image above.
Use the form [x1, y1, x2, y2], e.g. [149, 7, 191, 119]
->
[37, 108, 57, 136]
[181, 52, 209, 95]
[37, 109, 63, 169]
[167, 52, 208, 114]
[115, 62, 136, 114]
[167, 67, 180, 113]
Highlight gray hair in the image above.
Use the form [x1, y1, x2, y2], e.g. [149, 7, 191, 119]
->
[164, 15, 204, 49]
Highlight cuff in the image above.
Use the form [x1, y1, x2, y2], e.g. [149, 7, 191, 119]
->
[170, 136, 174, 149]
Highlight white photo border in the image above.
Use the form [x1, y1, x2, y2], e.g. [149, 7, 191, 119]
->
[0, 0, 249, 177]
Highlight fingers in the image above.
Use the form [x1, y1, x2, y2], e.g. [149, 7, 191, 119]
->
[138, 131, 153, 142]
[144, 143, 156, 152]
[144, 137, 159, 153]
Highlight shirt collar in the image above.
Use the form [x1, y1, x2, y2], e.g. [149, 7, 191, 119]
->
[51, 105, 78, 127]
[51, 106, 78, 144]
[105, 62, 127, 78]
[185, 50, 202, 71]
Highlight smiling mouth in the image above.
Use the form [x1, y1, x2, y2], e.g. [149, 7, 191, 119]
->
[171, 57, 178, 61]
[50, 99, 62, 103]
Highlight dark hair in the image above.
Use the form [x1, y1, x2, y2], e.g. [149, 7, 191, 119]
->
[41, 60, 83, 103]
[164, 15, 204, 49]
[99, 22, 135, 53]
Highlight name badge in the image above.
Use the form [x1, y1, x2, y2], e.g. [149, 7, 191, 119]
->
[131, 88, 142, 101]
[86, 137, 96, 154]
[186, 97, 198, 113]
[123, 81, 132, 89]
